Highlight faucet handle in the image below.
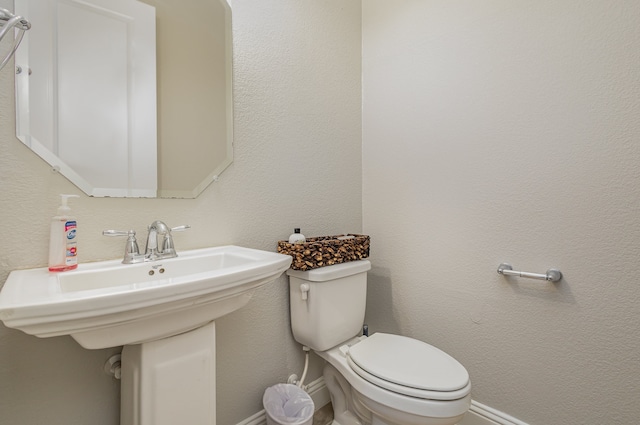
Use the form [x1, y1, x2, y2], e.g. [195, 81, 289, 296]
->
[103, 230, 140, 263]
[103, 229, 133, 237]
[170, 225, 191, 232]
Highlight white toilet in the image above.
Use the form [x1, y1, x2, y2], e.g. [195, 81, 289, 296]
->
[287, 260, 471, 425]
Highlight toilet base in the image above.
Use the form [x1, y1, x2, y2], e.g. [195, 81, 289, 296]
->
[356, 391, 467, 425]
[323, 363, 371, 425]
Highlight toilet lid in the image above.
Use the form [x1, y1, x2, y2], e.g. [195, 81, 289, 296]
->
[347, 333, 469, 396]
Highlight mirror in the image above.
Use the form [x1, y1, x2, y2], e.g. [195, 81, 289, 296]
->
[14, 0, 233, 198]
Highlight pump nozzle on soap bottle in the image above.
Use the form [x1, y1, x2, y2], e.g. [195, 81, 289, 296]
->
[288, 228, 306, 244]
[49, 194, 80, 272]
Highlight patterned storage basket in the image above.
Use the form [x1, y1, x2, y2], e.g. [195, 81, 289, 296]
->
[277, 234, 370, 271]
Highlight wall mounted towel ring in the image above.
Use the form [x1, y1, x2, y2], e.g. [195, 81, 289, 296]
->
[0, 8, 31, 71]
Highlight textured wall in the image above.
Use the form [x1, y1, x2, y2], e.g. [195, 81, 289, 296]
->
[0, 1, 362, 424]
[362, 1, 640, 424]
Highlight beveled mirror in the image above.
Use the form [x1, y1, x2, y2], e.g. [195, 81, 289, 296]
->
[14, 0, 233, 198]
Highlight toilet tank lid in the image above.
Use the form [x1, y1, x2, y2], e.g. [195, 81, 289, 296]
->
[286, 260, 371, 282]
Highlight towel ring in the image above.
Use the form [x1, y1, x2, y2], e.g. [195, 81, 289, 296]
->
[0, 8, 31, 71]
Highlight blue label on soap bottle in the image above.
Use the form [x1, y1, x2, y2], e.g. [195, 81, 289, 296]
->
[65, 221, 77, 240]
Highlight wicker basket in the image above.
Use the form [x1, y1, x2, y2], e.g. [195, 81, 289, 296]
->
[277, 234, 370, 271]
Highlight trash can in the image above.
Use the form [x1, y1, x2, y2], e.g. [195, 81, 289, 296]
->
[263, 383, 315, 425]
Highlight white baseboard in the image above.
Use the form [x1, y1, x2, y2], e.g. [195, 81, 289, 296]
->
[459, 400, 529, 425]
[236, 379, 527, 425]
[236, 377, 331, 425]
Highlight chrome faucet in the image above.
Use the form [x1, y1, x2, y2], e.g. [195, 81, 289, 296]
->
[145, 220, 168, 259]
[145, 220, 191, 259]
[103, 221, 190, 264]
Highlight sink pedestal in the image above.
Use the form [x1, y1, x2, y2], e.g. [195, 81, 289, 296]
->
[121, 322, 217, 425]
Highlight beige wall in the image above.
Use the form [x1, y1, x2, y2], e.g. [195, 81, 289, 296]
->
[362, 1, 640, 424]
[0, 1, 362, 424]
[6, 1, 638, 424]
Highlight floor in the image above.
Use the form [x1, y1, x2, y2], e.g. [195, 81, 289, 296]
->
[312, 403, 334, 425]
[311, 404, 467, 425]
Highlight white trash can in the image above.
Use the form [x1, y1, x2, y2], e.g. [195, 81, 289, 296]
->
[263, 383, 315, 425]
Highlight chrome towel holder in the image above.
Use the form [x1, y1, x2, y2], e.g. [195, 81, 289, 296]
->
[0, 8, 31, 71]
[497, 263, 562, 282]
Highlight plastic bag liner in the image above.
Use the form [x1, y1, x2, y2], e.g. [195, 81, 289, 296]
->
[263, 383, 315, 425]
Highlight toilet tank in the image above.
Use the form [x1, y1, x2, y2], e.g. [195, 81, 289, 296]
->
[287, 260, 371, 351]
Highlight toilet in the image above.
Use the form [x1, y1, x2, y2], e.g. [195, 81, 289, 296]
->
[287, 260, 471, 425]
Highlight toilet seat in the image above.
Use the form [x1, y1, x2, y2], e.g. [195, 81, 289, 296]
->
[346, 333, 470, 401]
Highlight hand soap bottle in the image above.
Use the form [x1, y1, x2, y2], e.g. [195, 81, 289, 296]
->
[288, 228, 306, 244]
[49, 194, 80, 272]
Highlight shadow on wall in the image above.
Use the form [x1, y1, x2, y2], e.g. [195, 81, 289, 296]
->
[364, 266, 402, 335]
[501, 275, 577, 305]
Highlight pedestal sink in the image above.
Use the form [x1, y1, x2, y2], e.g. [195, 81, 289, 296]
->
[0, 245, 292, 425]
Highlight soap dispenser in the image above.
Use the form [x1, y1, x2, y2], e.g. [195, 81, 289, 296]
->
[288, 228, 306, 244]
[49, 194, 80, 272]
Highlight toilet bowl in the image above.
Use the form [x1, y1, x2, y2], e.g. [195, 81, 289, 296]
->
[321, 334, 470, 425]
[287, 260, 471, 425]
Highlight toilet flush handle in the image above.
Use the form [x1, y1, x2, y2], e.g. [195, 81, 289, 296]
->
[300, 283, 310, 301]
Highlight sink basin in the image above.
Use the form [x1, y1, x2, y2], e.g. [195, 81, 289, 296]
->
[0, 245, 292, 349]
